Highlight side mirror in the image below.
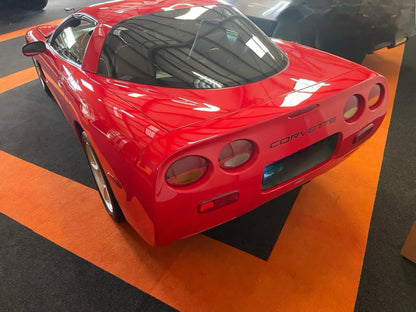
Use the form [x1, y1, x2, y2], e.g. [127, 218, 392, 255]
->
[22, 41, 46, 57]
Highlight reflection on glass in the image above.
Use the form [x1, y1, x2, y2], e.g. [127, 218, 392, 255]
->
[63, 28, 76, 48]
[192, 71, 223, 88]
[98, 5, 288, 89]
[245, 35, 273, 59]
[51, 18, 95, 65]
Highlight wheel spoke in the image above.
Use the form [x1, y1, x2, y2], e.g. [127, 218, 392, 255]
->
[85, 143, 114, 214]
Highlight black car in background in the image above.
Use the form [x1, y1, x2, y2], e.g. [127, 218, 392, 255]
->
[226, 0, 416, 63]
[3, 0, 48, 11]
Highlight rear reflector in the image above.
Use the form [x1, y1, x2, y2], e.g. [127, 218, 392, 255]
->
[353, 124, 374, 144]
[198, 191, 239, 213]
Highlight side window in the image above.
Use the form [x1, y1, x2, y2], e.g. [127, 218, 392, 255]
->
[51, 17, 96, 65]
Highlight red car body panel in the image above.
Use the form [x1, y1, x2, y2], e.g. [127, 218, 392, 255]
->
[96, 40, 362, 131]
[24, 0, 388, 245]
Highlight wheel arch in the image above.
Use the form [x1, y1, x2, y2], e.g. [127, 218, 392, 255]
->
[73, 120, 85, 143]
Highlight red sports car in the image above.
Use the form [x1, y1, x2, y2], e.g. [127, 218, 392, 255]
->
[22, 0, 388, 245]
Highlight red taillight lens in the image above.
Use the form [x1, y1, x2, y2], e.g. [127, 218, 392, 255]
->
[368, 84, 383, 109]
[343, 95, 363, 122]
[166, 156, 208, 187]
[218, 139, 254, 170]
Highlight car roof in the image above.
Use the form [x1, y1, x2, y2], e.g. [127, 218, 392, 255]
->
[80, 0, 225, 73]
[80, 0, 223, 27]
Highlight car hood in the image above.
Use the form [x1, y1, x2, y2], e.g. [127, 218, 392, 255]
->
[95, 40, 360, 132]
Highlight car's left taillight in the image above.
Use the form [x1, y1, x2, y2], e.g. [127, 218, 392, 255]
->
[166, 155, 209, 187]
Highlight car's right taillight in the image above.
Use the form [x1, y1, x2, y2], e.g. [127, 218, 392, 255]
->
[166, 155, 209, 187]
[344, 94, 364, 122]
[218, 139, 255, 170]
[367, 83, 384, 110]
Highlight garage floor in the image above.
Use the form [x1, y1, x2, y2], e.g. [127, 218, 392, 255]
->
[0, 1, 415, 311]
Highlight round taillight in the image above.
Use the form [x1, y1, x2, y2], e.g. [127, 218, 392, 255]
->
[343, 95, 363, 122]
[219, 139, 254, 170]
[368, 84, 383, 109]
[166, 156, 208, 187]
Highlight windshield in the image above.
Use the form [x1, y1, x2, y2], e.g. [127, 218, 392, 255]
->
[97, 4, 288, 89]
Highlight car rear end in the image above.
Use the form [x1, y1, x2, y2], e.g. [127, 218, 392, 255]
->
[79, 1, 388, 245]
[124, 63, 387, 246]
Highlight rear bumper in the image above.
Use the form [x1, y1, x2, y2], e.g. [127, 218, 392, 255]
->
[125, 70, 388, 246]
[154, 118, 384, 246]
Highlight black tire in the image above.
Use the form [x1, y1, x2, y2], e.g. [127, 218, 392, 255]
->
[20, 0, 48, 11]
[81, 132, 125, 223]
[33, 59, 51, 95]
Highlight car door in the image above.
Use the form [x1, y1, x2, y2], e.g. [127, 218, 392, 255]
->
[42, 14, 97, 109]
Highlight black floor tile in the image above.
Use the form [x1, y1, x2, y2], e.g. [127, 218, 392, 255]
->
[355, 36, 416, 312]
[0, 213, 177, 312]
